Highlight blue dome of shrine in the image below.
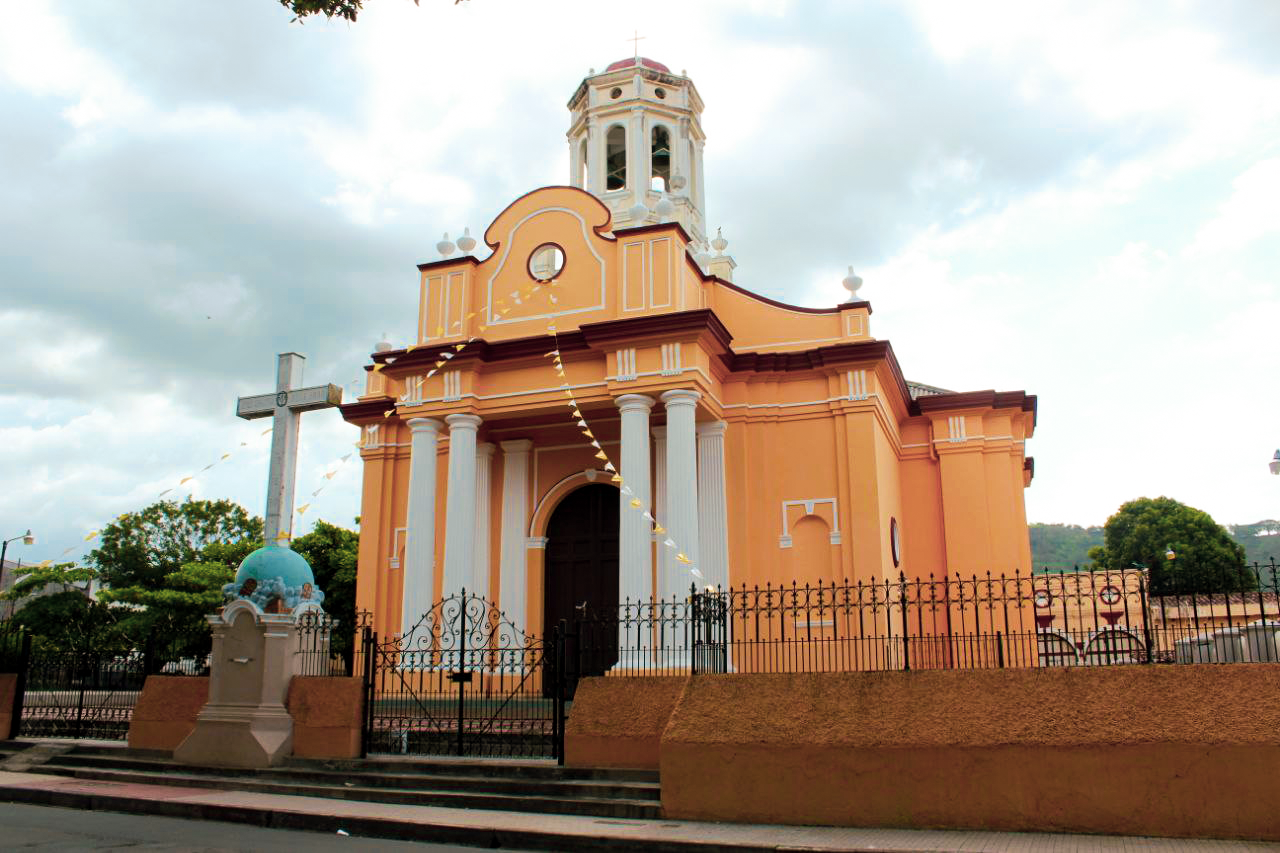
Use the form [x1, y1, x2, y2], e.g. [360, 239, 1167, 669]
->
[234, 545, 315, 592]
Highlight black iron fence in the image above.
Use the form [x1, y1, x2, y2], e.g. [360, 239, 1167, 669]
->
[3, 620, 213, 740]
[524, 562, 1280, 679]
[358, 592, 561, 761]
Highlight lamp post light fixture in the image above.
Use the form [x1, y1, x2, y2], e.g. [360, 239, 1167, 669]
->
[1270, 449, 1279, 476]
[1, 528, 35, 583]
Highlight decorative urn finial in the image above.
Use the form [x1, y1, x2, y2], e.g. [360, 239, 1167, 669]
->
[842, 266, 864, 299]
[437, 232, 456, 257]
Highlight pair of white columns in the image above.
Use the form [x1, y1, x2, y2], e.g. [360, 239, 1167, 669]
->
[401, 415, 516, 636]
[616, 391, 730, 602]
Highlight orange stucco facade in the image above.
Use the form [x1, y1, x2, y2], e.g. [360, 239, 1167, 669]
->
[341, 184, 1036, 640]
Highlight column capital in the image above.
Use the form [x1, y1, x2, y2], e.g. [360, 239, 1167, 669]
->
[500, 439, 534, 453]
[445, 413, 483, 431]
[615, 393, 655, 414]
[696, 420, 727, 438]
[651, 425, 667, 440]
[660, 389, 701, 408]
[477, 441, 496, 459]
[407, 417, 442, 435]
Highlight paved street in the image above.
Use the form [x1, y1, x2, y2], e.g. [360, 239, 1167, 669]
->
[0, 802, 510, 852]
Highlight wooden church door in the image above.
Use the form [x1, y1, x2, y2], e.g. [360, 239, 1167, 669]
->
[544, 483, 619, 694]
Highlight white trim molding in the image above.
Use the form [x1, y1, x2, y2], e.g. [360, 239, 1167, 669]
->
[615, 347, 638, 381]
[778, 498, 842, 548]
[847, 369, 869, 402]
[660, 342, 683, 376]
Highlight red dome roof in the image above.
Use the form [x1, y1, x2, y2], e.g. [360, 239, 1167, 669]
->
[604, 56, 671, 74]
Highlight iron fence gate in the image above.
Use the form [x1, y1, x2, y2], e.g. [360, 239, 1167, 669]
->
[361, 592, 564, 760]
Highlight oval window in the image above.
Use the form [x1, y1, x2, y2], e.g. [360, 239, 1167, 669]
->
[654, 87, 666, 99]
[890, 517, 901, 568]
[528, 243, 565, 282]
[610, 87, 622, 99]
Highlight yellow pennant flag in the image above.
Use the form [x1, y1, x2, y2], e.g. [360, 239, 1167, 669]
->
[653, 523, 665, 534]
[583, 429, 594, 439]
[221, 453, 231, 460]
[611, 474, 623, 483]
[454, 343, 465, 351]
[435, 360, 445, 369]
[261, 428, 272, 436]
[436, 326, 444, 336]
[630, 498, 642, 508]
[373, 363, 385, 372]
[478, 325, 487, 333]
[296, 504, 310, 515]
[180, 477, 193, 485]
[324, 471, 336, 480]
[466, 311, 476, 320]
[676, 553, 691, 564]
[85, 531, 99, 541]
[595, 450, 608, 460]
[384, 410, 394, 418]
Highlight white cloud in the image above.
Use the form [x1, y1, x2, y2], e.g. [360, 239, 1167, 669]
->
[1185, 158, 1280, 256]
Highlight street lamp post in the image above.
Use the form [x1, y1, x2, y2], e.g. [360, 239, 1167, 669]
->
[1, 530, 36, 614]
[1, 529, 35, 574]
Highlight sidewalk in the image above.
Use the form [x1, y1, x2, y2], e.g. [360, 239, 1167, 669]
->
[0, 769, 1275, 852]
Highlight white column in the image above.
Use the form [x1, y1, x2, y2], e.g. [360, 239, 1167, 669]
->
[616, 395, 654, 584]
[697, 421, 730, 592]
[661, 390, 701, 600]
[651, 425, 669, 596]
[472, 442, 494, 601]
[498, 440, 533, 629]
[442, 413, 482, 600]
[401, 418, 442, 636]
[617, 394, 654, 667]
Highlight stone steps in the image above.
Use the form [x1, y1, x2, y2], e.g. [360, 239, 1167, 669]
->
[26, 745, 662, 820]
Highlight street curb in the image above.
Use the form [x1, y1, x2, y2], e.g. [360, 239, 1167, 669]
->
[0, 784, 896, 853]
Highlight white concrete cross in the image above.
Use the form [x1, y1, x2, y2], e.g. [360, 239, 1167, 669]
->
[236, 353, 342, 547]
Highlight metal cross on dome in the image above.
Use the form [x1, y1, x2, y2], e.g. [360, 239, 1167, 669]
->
[629, 30, 645, 59]
[236, 353, 342, 548]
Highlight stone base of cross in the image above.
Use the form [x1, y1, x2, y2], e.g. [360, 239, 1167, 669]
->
[236, 353, 342, 547]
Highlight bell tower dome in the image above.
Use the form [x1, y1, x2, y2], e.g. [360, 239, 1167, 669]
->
[566, 57, 707, 243]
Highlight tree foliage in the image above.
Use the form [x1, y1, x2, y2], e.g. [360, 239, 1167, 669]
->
[1029, 523, 1104, 571]
[1089, 496, 1252, 595]
[88, 498, 262, 592]
[278, 0, 426, 23]
[2, 562, 123, 654]
[1226, 520, 1280, 567]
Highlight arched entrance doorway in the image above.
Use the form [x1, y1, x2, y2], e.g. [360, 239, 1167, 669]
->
[544, 483, 619, 693]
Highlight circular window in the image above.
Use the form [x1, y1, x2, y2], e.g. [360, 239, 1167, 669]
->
[1034, 590, 1052, 609]
[654, 87, 666, 99]
[528, 243, 565, 282]
[890, 517, 901, 568]
[1099, 585, 1122, 606]
[610, 87, 622, 99]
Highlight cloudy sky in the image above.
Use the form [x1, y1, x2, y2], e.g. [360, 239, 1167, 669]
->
[3, 0, 1278, 567]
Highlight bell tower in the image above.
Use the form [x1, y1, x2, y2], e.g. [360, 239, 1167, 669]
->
[566, 57, 707, 244]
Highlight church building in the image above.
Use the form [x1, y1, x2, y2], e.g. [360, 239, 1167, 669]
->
[341, 57, 1037, 641]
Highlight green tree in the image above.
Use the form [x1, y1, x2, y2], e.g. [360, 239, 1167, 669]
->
[1029, 523, 1104, 571]
[279, 0, 428, 23]
[88, 498, 262, 592]
[292, 519, 359, 659]
[1, 562, 126, 654]
[1090, 496, 1252, 596]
